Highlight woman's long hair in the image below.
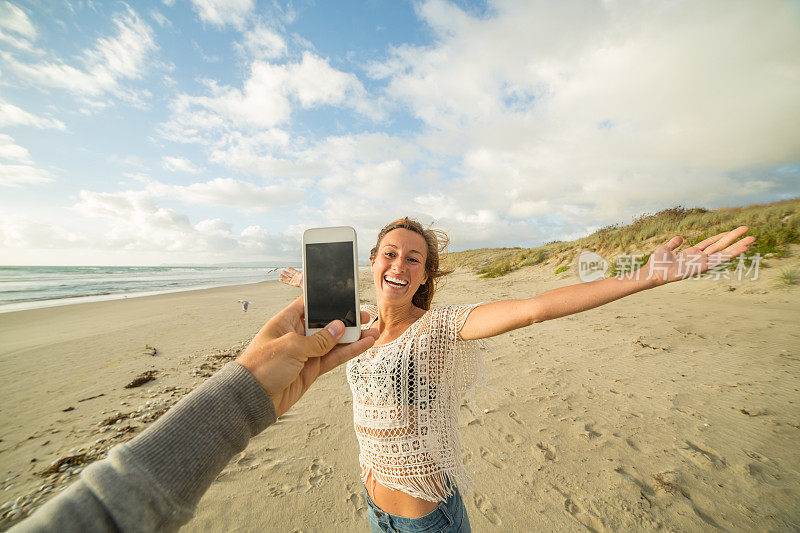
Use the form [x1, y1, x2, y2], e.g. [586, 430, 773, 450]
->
[370, 217, 453, 310]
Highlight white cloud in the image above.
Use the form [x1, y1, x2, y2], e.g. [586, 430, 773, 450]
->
[0, 2, 34, 37]
[1, 7, 157, 106]
[145, 177, 304, 212]
[239, 23, 287, 60]
[208, 131, 420, 187]
[0, 1, 36, 51]
[107, 154, 145, 167]
[0, 163, 54, 187]
[160, 51, 381, 142]
[161, 155, 201, 174]
[189, 0, 254, 29]
[0, 98, 66, 130]
[0, 134, 53, 187]
[288, 52, 364, 109]
[149, 9, 171, 28]
[67, 188, 296, 259]
[0, 134, 31, 162]
[0, 214, 87, 249]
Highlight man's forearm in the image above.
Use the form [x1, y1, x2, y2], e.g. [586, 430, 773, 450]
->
[13, 362, 277, 532]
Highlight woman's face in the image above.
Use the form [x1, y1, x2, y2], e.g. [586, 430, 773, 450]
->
[371, 228, 429, 307]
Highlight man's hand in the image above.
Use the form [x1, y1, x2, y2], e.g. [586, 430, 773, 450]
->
[235, 296, 378, 417]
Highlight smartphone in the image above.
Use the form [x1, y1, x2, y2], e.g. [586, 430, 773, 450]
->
[302, 226, 361, 343]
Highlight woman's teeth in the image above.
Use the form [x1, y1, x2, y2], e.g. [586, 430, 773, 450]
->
[384, 275, 408, 287]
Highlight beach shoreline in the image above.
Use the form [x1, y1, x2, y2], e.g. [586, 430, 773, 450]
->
[1, 265, 799, 530]
[0, 264, 285, 314]
[0, 280, 274, 315]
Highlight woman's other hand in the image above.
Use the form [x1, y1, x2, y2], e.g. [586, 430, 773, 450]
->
[279, 267, 303, 288]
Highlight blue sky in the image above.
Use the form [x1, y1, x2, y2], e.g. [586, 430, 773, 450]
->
[1, 0, 798, 265]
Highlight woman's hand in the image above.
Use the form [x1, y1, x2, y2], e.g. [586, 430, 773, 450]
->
[235, 297, 377, 417]
[641, 226, 755, 286]
[279, 267, 303, 288]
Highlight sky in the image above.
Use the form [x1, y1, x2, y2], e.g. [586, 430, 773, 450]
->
[1, 0, 799, 266]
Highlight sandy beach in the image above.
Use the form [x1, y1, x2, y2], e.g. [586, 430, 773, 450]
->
[1, 262, 799, 531]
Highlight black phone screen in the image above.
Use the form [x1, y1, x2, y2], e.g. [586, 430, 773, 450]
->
[305, 241, 357, 328]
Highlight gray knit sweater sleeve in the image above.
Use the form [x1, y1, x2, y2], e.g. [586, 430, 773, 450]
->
[12, 362, 277, 532]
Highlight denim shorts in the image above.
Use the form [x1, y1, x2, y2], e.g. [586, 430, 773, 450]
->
[364, 486, 471, 533]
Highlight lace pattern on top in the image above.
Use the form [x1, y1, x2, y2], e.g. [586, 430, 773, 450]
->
[346, 304, 486, 502]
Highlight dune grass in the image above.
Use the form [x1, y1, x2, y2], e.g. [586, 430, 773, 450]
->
[443, 198, 800, 278]
[777, 267, 799, 286]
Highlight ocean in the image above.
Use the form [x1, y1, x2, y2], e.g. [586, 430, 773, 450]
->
[0, 265, 288, 314]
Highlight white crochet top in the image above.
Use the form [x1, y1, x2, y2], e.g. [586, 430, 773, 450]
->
[346, 304, 486, 502]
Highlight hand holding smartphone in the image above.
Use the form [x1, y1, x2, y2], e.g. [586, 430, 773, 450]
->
[302, 226, 361, 343]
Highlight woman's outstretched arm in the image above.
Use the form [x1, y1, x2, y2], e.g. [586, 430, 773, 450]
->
[459, 226, 755, 341]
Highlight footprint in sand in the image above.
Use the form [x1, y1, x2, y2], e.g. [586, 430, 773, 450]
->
[742, 450, 781, 484]
[563, 495, 606, 532]
[689, 500, 724, 530]
[624, 438, 641, 452]
[268, 483, 291, 497]
[460, 403, 483, 426]
[579, 423, 601, 440]
[473, 493, 501, 526]
[480, 446, 506, 469]
[613, 465, 654, 499]
[462, 448, 473, 465]
[535, 442, 557, 461]
[508, 411, 524, 425]
[307, 459, 333, 491]
[503, 432, 518, 444]
[307, 423, 329, 438]
[551, 484, 605, 533]
[678, 440, 726, 469]
[235, 451, 260, 469]
[346, 491, 366, 516]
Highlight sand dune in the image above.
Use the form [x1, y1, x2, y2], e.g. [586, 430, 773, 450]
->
[1, 263, 799, 531]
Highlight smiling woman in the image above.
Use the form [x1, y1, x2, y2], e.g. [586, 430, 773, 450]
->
[369, 218, 453, 311]
[351, 218, 482, 530]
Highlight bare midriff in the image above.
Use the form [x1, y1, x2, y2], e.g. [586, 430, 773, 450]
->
[365, 471, 438, 518]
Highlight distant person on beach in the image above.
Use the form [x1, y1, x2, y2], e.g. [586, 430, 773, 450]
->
[280, 217, 754, 533]
[10, 297, 379, 532]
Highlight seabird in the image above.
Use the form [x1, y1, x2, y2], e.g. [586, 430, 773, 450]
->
[237, 300, 250, 312]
